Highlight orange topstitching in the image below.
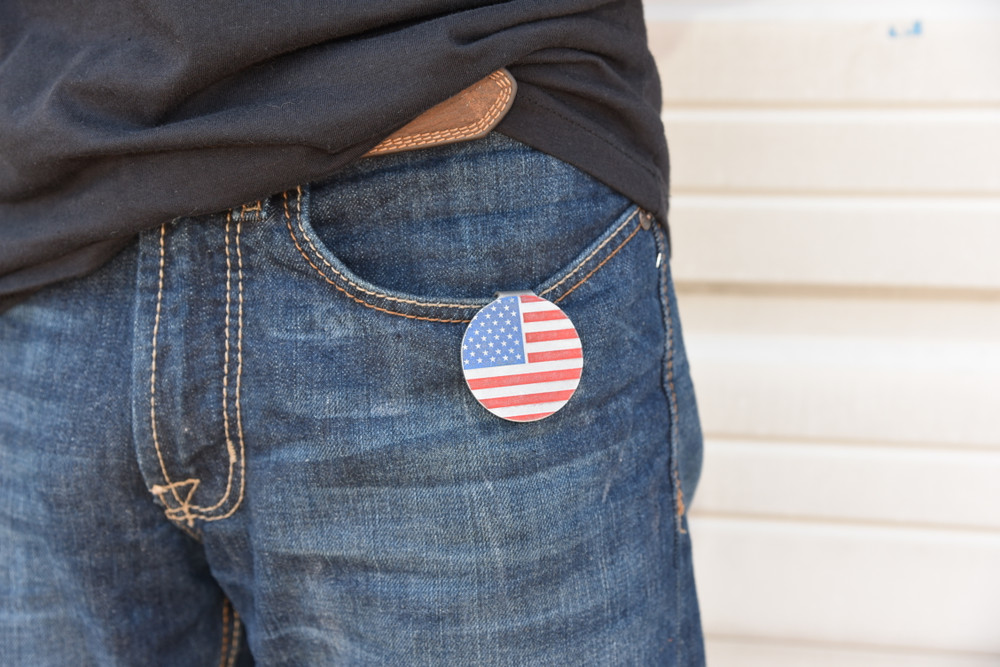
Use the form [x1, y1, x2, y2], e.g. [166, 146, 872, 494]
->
[540, 208, 639, 297]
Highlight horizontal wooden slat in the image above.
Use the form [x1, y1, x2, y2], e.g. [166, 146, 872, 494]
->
[662, 110, 1000, 194]
[647, 16, 1000, 105]
[706, 635, 1000, 667]
[689, 516, 1000, 653]
[673, 292, 1000, 447]
[690, 438, 1000, 530]
[684, 333, 1000, 447]
[669, 195, 1000, 290]
[675, 291, 1000, 338]
[645, 0, 1000, 21]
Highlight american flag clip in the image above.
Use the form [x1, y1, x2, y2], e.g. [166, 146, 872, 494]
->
[460, 291, 583, 422]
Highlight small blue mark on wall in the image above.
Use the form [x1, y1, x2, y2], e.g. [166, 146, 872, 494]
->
[889, 21, 923, 38]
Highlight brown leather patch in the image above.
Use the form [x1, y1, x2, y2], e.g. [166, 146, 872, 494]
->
[363, 68, 517, 157]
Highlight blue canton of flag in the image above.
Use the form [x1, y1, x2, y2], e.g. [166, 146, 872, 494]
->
[462, 296, 525, 370]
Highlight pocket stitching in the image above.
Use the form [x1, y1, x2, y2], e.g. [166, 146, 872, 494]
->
[285, 185, 646, 321]
[284, 187, 479, 323]
[286, 187, 472, 309]
[539, 208, 639, 298]
[549, 218, 643, 304]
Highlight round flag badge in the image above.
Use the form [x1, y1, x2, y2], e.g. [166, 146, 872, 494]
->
[461, 291, 583, 422]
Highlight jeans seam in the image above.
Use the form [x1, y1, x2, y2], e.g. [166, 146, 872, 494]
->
[653, 223, 689, 663]
[654, 226, 688, 541]
[219, 599, 231, 667]
[219, 598, 242, 667]
[551, 220, 642, 304]
[192, 206, 249, 520]
[147, 210, 250, 527]
[228, 611, 242, 667]
[539, 208, 639, 299]
[186, 209, 248, 519]
[147, 223, 201, 533]
[148, 224, 176, 509]
[284, 187, 478, 323]
[287, 184, 645, 321]
[287, 186, 472, 310]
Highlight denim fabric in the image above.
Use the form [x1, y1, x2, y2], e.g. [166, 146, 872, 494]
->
[0, 133, 705, 665]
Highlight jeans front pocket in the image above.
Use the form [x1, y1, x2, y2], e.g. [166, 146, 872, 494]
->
[290, 131, 635, 313]
[270, 128, 676, 493]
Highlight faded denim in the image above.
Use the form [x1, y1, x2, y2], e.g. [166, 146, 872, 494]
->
[0, 133, 705, 665]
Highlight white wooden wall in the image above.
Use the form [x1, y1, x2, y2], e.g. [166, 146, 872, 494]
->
[645, 1, 1000, 664]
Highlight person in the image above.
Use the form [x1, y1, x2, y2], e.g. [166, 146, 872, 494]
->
[0, 1, 707, 664]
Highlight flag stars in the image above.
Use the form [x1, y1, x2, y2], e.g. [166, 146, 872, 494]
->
[461, 295, 529, 370]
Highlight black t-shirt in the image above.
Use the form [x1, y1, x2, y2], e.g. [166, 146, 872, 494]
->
[0, 1, 669, 310]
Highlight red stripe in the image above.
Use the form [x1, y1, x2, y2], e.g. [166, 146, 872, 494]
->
[522, 310, 568, 323]
[525, 329, 579, 343]
[480, 390, 575, 409]
[466, 368, 581, 390]
[519, 295, 543, 303]
[505, 411, 557, 422]
[528, 348, 583, 363]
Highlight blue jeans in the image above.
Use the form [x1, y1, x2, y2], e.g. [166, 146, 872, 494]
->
[0, 133, 705, 665]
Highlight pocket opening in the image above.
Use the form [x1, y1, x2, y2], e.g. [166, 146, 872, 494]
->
[284, 180, 648, 323]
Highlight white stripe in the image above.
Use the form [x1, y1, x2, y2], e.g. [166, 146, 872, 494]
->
[462, 357, 582, 380]
[489, 400, 572, 419]
[471, 379, 582, 401]
[518, 300, 557, 313]
[522, 339, 584, 354]
[521, 319, 579, 333]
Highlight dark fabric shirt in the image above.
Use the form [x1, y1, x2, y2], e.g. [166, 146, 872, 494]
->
[0, 1, 668, 310]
